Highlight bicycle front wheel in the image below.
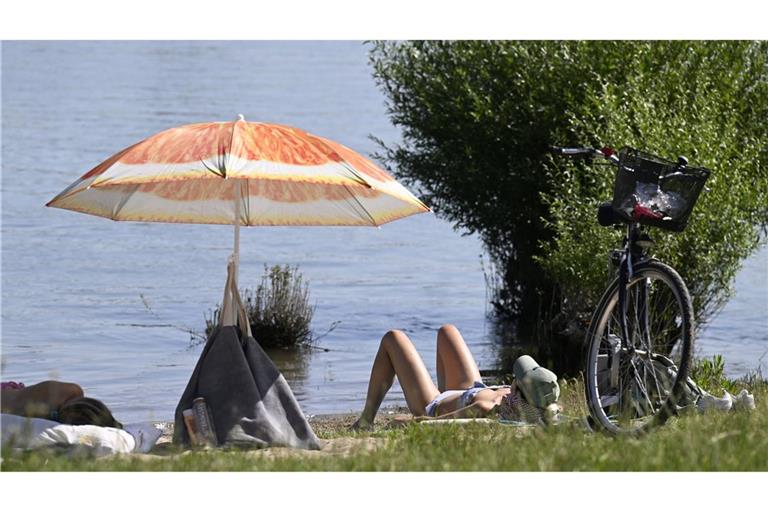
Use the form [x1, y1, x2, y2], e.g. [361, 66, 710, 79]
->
[585, 260, 694, 435]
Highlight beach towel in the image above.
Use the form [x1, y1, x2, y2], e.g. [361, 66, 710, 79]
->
[173, 261, 320, 450]
[1, 414, 162, 455]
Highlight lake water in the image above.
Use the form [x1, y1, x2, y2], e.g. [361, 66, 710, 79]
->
[2, 41, 766, 423]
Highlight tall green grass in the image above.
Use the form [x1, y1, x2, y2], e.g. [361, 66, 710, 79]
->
[691, 354, 767, 396]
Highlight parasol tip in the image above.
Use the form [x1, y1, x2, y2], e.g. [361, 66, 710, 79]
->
[237, 114, 245, 122]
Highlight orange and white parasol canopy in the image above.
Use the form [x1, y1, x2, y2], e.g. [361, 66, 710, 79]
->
[47, 116, 429, 227]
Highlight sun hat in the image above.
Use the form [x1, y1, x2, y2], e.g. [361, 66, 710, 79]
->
[512, 355, 560, 408]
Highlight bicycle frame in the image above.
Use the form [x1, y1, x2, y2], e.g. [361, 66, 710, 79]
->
[615, 222, 665, 412]
[617, 222, 649, 350]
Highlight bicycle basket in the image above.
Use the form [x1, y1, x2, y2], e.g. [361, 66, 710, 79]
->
[611, 147, 711, 231]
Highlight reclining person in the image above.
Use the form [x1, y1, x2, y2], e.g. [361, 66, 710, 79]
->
[1, 380, 122, 428]
[352, 324, 559, 430]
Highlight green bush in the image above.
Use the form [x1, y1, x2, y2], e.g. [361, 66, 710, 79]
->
[205, 265, 314, 349]
[369, 41, 768, 373]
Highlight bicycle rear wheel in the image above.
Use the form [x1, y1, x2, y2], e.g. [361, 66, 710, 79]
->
[585, 260, 694, 434]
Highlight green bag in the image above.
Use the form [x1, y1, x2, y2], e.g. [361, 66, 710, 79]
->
[512, 356, 560, 408]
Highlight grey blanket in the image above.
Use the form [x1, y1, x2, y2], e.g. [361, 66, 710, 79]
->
[173, 262, 320, 450]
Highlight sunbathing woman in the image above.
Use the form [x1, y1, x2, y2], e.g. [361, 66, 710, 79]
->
[352, 324, 517, 430]
[1, 380, 122, 428]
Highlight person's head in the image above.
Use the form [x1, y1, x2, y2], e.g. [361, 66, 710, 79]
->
[56, 397, 122, 429]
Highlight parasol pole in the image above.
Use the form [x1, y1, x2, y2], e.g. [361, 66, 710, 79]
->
[233, 179, 241, 285]
[232, 114, 246, 286]
[221, 179, 242, 329]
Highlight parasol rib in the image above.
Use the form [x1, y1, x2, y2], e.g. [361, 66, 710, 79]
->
[343, 184, 379, 227]
[305, 135, 374, 190]
[111, 184, 141, 220]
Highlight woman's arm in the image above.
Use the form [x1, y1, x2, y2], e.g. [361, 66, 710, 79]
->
[414, 400, 497, 422]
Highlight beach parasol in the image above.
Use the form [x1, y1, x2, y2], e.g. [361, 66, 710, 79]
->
[47, 114, 429, 284]
[46, 115, 429, 449]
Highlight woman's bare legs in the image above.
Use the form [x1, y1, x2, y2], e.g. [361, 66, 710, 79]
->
[354, 330, 439, 429]
[436, 324, 482, 392]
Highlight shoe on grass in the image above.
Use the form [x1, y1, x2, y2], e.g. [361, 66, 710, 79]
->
[731, 389, 756, 411]
[697, 390, 733, 413]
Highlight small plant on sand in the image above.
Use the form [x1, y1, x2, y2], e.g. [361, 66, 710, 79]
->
[204, 265, 314, 349]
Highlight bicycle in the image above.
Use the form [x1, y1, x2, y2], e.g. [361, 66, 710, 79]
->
[551, 146, 711, 434]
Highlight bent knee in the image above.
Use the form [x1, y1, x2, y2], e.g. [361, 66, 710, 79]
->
[381, 329, 413, 351]
[381, 329, 408, 348]
[438, 324, 458, 336]
[382, 329, 408, 341]
[436, 324, 461, 345]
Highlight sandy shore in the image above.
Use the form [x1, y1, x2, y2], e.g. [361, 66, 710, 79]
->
[151, 406, 411, 451]
[142, 407, 413, 460]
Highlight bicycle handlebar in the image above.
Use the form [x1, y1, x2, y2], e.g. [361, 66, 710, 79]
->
[550, 146, 619, 163]
[550, 146, 599, 156]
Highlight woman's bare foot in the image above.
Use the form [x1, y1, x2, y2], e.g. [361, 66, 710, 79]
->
[350, 417, 374, 431]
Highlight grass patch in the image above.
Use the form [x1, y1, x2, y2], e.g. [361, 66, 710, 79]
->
[4, 382, 766, 471]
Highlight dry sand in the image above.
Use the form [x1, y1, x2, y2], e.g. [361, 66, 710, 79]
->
[144, 407, 410, 459]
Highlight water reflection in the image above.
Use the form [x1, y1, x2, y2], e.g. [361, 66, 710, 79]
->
[265, 346, 313, 396]
[489, 314, 582, 381]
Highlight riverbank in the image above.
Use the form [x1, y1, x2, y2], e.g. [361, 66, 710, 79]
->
[4, 378, 766, 471]
[4, 396, 766, 470]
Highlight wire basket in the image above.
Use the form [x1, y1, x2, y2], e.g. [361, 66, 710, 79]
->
[611, 147, 711, 232]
